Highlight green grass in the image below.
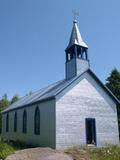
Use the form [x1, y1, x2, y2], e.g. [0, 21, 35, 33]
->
[0, 134, 120, 160]
[65, 145, 120, 160]
[90, 145, 120, 160]
[0, 142, 15, 160]
[0, 136, 32, 160]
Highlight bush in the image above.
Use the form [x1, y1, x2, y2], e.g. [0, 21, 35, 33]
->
[0, 136, 33, 159]
[10, 140, 33, 150]
[0, 142, 15, 160]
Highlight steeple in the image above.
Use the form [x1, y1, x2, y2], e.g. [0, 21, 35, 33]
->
[65, 20, 89, 80]
[66, 20, 88, 50]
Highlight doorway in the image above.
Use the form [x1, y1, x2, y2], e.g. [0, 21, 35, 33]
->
[86, 118, 96, 145]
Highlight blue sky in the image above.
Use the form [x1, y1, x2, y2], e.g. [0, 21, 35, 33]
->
[0, 0, 120, 99]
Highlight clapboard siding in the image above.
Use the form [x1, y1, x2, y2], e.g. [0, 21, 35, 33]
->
[2, 99, 56, 148]
[56, 72, 119, 149]
[2, 72, 119, 149]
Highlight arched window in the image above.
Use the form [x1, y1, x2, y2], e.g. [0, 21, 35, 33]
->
[14, 112, 17, 132]
[23, 110, 27, 133]
[6, 113, 9, 132]
[34, 107, 40, 135]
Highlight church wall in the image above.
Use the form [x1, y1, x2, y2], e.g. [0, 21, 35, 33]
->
[56, 72, 119, 149]
[2, 99, 56, 148]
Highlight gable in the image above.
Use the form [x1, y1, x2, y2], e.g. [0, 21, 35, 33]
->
[56, 71, 118, 109]
[56, 71, 119, 149]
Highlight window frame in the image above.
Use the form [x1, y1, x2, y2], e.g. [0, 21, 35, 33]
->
[22, 109, 27, 133]
[6, 113, 9, 132]
[34, 106, 40, 135]
[14, 112, 17, 132]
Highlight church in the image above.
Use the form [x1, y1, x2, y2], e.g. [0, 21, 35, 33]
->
[2, 20, 120, 149]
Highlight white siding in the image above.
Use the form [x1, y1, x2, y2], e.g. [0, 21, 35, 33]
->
[2, 99, 56, 148]
[56, 73, 119, 149]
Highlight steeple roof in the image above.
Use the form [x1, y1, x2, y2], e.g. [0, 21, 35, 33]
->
[66, 20, 88, 50]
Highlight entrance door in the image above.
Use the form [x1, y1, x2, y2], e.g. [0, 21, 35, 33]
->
[86, 118, 96, 145]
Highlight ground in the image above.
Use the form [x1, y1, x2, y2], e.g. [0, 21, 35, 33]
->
[5, 148, 72, 160]
[5, 145, 120, 160]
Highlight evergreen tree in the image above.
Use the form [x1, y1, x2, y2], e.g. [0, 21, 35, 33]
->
[106, 68, 120, 137]
[0, 94, 10, 133]
[106, 68, 120, 100]
[0, 94, 20, 133]
[11, 94, 19, 104]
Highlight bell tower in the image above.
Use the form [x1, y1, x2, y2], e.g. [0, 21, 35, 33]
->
[65, 20, 89, 80]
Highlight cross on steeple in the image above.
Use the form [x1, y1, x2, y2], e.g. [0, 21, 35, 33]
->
[73, 10, 79, 21]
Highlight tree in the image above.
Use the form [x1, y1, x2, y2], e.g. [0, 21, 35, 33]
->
[0, 94, 10, 109]
[106, 68, 120, 138]
[0, 94, 20, 133]
[0, 94, 10, 133]
[106, 68, 120, 100]
[11, 95, 19, 104]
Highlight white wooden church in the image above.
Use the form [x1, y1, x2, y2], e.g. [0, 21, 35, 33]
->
[2, 20, 120, 149]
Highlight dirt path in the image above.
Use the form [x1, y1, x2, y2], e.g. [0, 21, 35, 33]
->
[6, 147, 73, 160]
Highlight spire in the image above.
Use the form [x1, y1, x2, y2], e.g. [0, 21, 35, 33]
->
[65, 20, 89, 80]
[66, 20, 88, 50]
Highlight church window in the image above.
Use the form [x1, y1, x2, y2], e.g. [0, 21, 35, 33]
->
[23, 110, 27, 133]
[68, 53, 71, 61]
[6, 113, 9, 132]
[14, 112, 17, 132]
[34, 107, 40, 135]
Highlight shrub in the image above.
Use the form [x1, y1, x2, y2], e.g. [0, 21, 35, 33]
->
[0, 143, 15, 160]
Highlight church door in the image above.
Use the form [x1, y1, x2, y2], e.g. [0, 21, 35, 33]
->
[86, 118, 96, 145]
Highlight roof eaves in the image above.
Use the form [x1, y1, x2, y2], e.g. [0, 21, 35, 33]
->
[2, 96, 55, 114]
[88, 69, 120, 105]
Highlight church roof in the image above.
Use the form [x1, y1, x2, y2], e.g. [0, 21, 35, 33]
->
[2, 69, 120, 113]
[2, 78, 75, 113]
[66, 20, 88, 50]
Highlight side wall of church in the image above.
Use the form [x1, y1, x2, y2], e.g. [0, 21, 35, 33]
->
[56, 72, 119, 149]
[2, 99, 56, 148]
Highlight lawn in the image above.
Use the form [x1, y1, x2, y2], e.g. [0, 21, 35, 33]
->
[65, 145, 120, 160]
[0, 135, 31, 160]
[0, 141, 15, 160]
[0, 135, 120, 160]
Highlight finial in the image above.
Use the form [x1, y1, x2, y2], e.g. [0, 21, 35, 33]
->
[73, 10, 79, 22]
